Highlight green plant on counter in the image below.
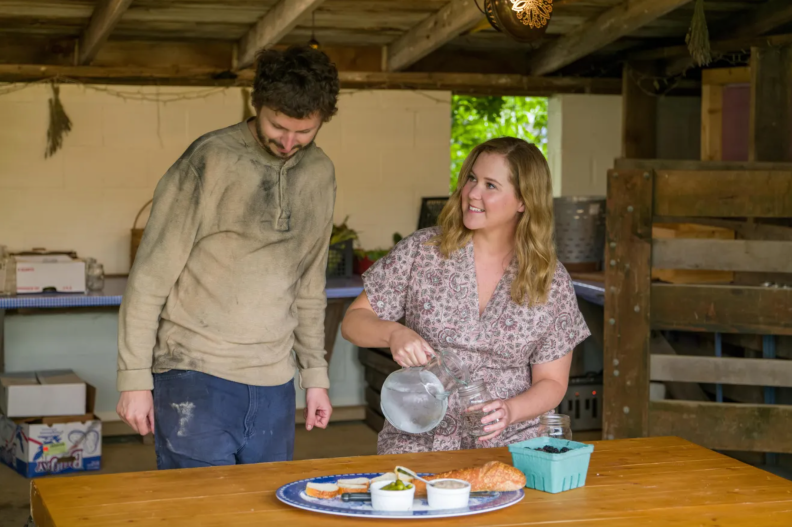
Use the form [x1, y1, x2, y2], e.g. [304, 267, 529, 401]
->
[330, 216, 358, 246]
[355, 232, 403, 262]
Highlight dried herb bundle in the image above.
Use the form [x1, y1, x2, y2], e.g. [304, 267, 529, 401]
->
[45, 83, 72, 158]
[686, 0, 712, 67]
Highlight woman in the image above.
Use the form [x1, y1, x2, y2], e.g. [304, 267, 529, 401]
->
[341, 137, 590, 454]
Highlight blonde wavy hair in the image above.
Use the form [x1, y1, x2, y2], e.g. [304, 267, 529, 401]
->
[433, 137, 557, 306]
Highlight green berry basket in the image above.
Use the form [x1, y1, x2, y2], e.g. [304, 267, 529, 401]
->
[508, 437, 595, 494]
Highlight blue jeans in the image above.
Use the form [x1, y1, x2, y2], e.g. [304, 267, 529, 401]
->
[153, 370, 295, 469]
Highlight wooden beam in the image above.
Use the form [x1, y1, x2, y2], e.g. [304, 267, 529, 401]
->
[78, 0, 134, 65]
[236, 0, 325, 70]
[0, 64, 625, 95]
[649, 332, 709, 402]
[386, 0, 483, 72]
[657, 0, 792, 76]
[717, 0, 792, 41]
[750, 45, 792, 162]
[527, 0, 693, 76]
[702, 67, 751, 86]
[652, 239, 792, 273]
[651, 284, 792, 335]
[615, 159, 792, 171]
[650, 400, 792, 453]
[603, 169, 653, 440]
[337, 71, 623, 95]
[622, 62, 657, 159]
[653, 170, 792, 218]
[651, 355, 792, 388]
[628, 33, 792, 63]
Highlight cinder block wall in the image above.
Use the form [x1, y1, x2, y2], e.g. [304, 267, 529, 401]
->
[0, 85, 451, 273]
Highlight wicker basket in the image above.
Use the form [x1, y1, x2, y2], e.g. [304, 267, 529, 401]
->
[130, 199, 153, 269]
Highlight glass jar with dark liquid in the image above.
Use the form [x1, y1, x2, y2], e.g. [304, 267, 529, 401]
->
[458, 380, 498, 437]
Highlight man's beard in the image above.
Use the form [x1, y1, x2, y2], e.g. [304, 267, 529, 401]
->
[254, 117, 304, 160]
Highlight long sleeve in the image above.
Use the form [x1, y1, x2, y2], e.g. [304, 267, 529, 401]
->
[117, 158, 203, 391]
[292, 208, 334, 390]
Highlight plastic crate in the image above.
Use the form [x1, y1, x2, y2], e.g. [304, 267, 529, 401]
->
[508, 437, 595, 494]
[327, 239, 353, 278]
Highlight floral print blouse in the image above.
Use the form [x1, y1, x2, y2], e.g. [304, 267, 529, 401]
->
[362, 227, 590, 454]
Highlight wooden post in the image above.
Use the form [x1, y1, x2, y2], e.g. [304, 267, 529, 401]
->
[603, 169, 653, 440]
[750, 45, 792, 162]
[701, 83, 723, 161]
[622, 62, 658, 159]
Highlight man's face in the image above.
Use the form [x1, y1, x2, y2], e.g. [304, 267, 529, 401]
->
[253, 106, 323, 159]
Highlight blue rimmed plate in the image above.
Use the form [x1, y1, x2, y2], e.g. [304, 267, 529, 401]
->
[276, 472, 524, 520]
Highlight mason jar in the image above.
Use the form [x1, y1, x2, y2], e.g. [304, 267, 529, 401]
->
[458, 380, 498, 437]
[537, 413, 573, 440]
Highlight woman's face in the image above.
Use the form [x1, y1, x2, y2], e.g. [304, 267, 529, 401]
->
[461, 152, 525, 234]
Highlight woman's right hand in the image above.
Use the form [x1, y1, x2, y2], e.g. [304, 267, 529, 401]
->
[388, 326, 435, 368]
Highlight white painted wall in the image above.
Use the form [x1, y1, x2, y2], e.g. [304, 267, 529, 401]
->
[547, 94, 622, 198]
[0, 85, 450, 273]
[0, 84, 451, 421]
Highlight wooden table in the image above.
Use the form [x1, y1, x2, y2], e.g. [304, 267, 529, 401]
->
[30, 437, 792, 526]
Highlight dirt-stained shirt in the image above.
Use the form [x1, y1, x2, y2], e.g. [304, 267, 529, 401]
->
[117, 121, 335, 392]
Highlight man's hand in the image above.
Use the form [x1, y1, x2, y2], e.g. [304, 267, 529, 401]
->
[117, 390, 155, 436]
[304, 387, 332, 431]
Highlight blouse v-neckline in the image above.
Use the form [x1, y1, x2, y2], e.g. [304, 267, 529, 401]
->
[464, 241, 516, 322]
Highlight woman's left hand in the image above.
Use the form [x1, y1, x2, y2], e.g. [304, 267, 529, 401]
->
[477, 399, 513, 442]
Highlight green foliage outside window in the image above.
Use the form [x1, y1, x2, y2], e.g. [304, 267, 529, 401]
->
[450, 95, 548, 192]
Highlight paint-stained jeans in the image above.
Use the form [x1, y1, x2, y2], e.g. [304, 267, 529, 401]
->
[153, 369, 295, 469]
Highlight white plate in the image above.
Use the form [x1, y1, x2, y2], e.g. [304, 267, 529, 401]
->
[276, 472, 524, 520]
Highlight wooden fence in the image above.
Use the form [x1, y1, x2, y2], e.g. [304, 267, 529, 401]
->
[603, 159, 792, 453]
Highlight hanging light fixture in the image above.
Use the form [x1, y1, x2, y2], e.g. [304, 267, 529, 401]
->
[308, 10, 320, 50]
[483, 0, 553, 43]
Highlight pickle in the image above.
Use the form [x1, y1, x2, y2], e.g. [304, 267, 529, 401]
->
[380, 479, 413, 491]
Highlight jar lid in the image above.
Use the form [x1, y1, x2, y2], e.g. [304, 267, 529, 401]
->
[540, 413, 570, 425]
[457, 379, 487, 395]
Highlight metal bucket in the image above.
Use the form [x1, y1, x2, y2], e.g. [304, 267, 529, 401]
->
[553, 196, 606, 271]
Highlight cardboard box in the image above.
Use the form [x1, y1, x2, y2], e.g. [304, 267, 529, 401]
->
[14, 255, 86, 293]
[0, 383, 101, 478]
[0, 370, 87, 417]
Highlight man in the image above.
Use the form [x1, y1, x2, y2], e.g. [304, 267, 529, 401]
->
[116, 46, 340, 469]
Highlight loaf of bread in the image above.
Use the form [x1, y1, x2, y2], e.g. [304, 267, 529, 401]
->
[413, 461, 526, 497]
[305, 482, 339, 499]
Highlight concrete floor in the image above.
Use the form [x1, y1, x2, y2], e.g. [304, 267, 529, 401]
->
[0, 421, 378, 527]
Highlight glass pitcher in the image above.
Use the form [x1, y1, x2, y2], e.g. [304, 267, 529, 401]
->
[380, 349, 470, 434]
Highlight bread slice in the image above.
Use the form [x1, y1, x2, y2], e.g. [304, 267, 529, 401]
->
[338, 483, 369, 494]
[305, 482, 339, 499]
[337, 478, 370, 493]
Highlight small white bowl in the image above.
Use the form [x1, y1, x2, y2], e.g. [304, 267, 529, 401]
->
[370, 479, 416, 511]
[426, 478, 471, 510]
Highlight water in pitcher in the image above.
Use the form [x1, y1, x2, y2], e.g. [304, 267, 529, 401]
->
[380, 369, 448, 434]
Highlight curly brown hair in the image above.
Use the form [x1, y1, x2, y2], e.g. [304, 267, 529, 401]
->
[252, 45, 340, 122]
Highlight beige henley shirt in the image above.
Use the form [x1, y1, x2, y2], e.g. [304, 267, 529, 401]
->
[117, 121, 335, 392]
